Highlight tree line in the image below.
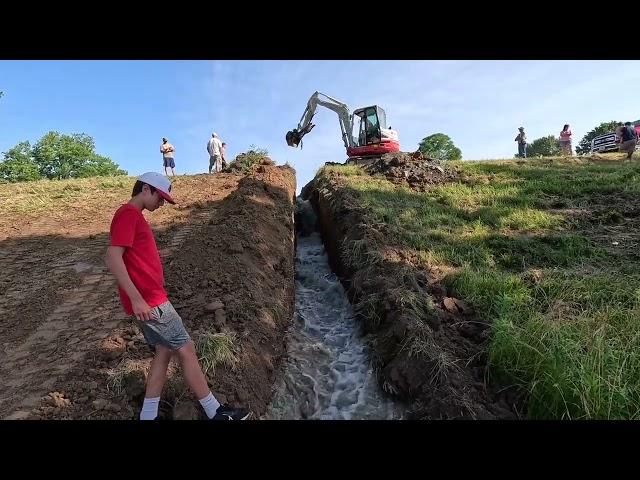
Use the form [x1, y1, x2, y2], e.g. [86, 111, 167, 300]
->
[418, 121, 627, 160]
[0, 131, 126, 183]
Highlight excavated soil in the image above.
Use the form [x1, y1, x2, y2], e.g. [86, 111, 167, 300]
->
[0, 165, 295, 420]
[362, 151, 458, 191]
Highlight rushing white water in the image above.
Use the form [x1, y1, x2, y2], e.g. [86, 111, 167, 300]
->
[266, 225, 403, 420]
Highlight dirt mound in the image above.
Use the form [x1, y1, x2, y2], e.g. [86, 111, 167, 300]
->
[159, 166, 295, 417]
[1, 167, 296, 420]
[362, 151, 458, 191]
[356, 262, 517, 419]
[225, 149, 275, 174]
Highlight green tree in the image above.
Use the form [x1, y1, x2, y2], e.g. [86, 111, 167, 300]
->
[0, 141, 41, 183]
[576, 121, 620, 155]
[526, 135, 561, 157]
[32, 131, 126, 180]
[418, 133, 462, 161]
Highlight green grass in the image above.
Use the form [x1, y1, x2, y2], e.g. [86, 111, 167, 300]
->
[225, 145, 271, 173]
[196, 332, 239, 376]
[0, 175, 134, 215]
[270, 303, 287, 324]
[318, 157, 640, 419]
[0, 173, 229, 217]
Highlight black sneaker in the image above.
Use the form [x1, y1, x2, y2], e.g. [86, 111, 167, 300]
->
[212, 404, 251, 420]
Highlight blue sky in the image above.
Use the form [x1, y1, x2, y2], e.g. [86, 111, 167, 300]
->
[1, 60, 639, 191]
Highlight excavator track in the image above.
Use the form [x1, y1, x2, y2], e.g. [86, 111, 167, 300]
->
[344, 155, 385, 166]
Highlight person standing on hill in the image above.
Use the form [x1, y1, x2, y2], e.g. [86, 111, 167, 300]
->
[619, 122, 638, 160]
[221, 142, 228, 170]
[207, 133, 223, 174]
[515, 127, 527, 158]
[160, 137, 176, 176]
[559, 124, 572, 156]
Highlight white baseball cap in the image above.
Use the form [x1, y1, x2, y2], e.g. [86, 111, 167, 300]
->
[138, 172, 176, 204]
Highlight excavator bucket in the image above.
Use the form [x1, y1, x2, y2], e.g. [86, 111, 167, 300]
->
[286, 129, 302, 147]
[286, 124, 315, 148]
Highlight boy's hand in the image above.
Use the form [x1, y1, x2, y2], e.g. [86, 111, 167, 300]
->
[132, 298, 157, 321]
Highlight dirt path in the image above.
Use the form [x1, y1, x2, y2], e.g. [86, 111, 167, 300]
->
[0, 207, 217, 419]
[0, 166, 296, 420]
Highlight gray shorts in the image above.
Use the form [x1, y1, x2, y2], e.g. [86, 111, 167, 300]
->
[134, 301, 191, 351]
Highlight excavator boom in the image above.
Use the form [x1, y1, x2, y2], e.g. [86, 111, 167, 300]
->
[286, 91, 354, 150]
[286, 91, 400, 158]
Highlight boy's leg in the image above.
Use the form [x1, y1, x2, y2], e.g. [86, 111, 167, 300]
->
[175, 340, 249, 419]
[146, 301, 249, 419]
[140, 345, 173, 420]
[146, 345, 173, 398]
[176, 340, 211, 399]
[176, 340, 223, 418]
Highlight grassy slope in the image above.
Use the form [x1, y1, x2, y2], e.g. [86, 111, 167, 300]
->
[319, 156, 640, 419]
[0, 176, 133, 215]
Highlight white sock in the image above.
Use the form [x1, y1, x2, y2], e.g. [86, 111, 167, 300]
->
[140, 397, 161, 420]
[199, 392, 221, 419]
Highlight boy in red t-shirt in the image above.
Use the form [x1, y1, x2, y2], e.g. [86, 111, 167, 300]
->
[106, 172, 249, 420]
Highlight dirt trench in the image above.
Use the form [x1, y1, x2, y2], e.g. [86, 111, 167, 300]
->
[303, 153, 519, 419]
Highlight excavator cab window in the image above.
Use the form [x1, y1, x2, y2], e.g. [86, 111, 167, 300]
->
[353, 107, 382, 146]
[354, 112, 365, 146]
[377, 107, 387, 129]
[364, 108, 381, 145]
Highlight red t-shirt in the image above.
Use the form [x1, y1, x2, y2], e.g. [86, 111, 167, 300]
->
[109, 204, 167, 315]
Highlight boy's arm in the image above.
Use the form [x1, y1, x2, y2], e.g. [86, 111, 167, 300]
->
[105, 246, 156, 321]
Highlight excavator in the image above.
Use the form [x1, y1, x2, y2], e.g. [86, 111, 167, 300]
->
[286, 91, 400, 162]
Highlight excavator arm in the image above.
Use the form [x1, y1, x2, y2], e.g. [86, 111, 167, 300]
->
[286, 91, 355, 150]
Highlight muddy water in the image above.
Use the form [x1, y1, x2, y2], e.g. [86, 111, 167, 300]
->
[266, 207, 403, 419]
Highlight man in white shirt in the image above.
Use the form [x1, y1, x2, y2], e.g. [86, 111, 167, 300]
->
[207, 133, 223, 174]
[160, 137, 176, 176]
